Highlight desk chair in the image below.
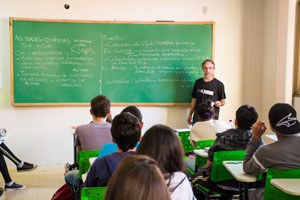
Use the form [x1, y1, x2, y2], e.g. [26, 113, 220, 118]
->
[178, 130, 195, 176]
[264, 168, 300, 200]
[78, 150, 100, 180]
[194, 150, 246, 200]
[195, 139, 215, 172]
[178, 130, 194, 155]
[81, 187, 107, 200]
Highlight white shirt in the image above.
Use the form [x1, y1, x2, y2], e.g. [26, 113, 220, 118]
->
[166, 172, 195, 200]
[190, 119, 231, 142]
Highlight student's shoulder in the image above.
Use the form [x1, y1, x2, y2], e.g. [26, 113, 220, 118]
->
[93, 156, 106, 165]
[216, 128, 237, 137]
[76, 123, 91, 131]
[102, 151, 134, 161]
[172, 171, 189, 180]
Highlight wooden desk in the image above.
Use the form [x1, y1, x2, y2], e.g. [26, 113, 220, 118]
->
[271, 179, 300, 196]
[194, 149, 208, 157]
[223, 161, 257, 200]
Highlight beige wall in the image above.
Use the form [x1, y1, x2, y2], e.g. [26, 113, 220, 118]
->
[0, 0, 297, 166]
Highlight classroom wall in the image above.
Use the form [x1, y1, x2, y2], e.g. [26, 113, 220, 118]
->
[0, 0, 297, 166]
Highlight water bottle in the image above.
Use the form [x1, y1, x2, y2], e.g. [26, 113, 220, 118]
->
[229, 120, 235, 128]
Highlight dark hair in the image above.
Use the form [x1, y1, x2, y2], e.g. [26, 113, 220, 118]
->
[111, 113, 141, 152]
[90, 95, 111, 118]
[105, 155, 170, 200]
[195, 101, 215, 121]
[137, 124, 185, 174]
[121, 106, 143, 122]
[202, 59, 215, 68]
[236, 105, 258, 130]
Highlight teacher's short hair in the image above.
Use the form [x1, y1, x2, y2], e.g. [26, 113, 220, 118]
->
[202, 59, 215, 67]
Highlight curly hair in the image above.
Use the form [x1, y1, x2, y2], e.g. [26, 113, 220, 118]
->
[111, 113, 141, 152]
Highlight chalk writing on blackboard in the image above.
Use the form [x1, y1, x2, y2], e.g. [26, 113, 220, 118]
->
[11, 19, 213, 105]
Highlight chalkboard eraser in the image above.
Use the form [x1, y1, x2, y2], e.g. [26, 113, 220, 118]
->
[156, 20, 175, 22]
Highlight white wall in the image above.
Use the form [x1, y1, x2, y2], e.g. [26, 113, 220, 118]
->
[260, 0, 297, 121]
[0, 0, 297, 166]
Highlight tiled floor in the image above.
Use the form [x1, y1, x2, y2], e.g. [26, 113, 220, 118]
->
[0, 166, 65, 200]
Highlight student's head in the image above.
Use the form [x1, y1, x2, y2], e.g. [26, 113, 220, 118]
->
[202, 59, 215, 77]
[137, 124, 185, 174]
[90, 95, 111, 118]
[235, 105, 258, 130]
[111, 113, 141, 152]
[195, 101, 215, 122]
[121, 106, 144, 128]
[268, 103, 300, 135]
[105, 155, 171, 200]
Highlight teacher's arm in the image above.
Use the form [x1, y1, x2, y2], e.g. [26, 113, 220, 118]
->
[214, 99, 225, 107]
[187, 98, 196, 125]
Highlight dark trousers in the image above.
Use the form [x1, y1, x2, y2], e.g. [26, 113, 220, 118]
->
[0, 142, 22, 183]
[192, 176, 238, 200]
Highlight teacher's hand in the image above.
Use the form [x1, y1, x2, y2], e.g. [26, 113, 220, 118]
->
[214, 101, 222, 107]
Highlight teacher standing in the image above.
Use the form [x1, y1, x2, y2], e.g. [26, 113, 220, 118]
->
[187, 59, 226, 124]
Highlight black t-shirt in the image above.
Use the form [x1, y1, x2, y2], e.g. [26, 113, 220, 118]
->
[192, 78, 226, 119]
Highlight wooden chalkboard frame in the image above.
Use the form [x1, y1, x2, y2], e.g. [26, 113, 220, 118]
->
[10, 18, 214, 106]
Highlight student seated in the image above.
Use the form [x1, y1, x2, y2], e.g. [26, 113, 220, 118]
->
[192, 105, 258, 200]
[121, 105, 144, 129]
[0, 128, 37, 191]
[84, 112, 141, 187]
[243, 103, 300, 199]
[137, 124, 195, 200]
[75, 95, 112, 152]
[190, 101, 231, 148]
[98, 105, 143, 158]
[105, 155, 171, 200]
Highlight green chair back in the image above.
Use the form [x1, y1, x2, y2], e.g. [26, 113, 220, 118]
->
[210, 150, 246, 182]
[195, 139, 215, 167]
[264, 168, 300, 200]
[81, 187, 107, 200]
[193, 150, 246, 199]
[78, 150, 100, 179]
[178, 130, 194, 154]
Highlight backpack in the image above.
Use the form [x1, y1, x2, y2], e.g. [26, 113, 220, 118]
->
[51, 184, 74, 200]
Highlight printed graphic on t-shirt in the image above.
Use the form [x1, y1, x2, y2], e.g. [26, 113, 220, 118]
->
[197, 89, 214, 96]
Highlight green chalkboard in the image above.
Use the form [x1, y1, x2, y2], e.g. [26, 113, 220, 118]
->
[10, 18, 214, 106]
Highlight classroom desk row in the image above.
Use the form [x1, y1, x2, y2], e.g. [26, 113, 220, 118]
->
[194, 149, 300, 200]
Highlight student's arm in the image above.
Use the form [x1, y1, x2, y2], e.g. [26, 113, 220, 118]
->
[84, 158, 109, 187]
[243, 121, 266, 174]
[76, 145, 82, 152]
[84, 161, 98, 187]
[187, 98, 196, 125]
[74, 130, 82, 152]
[203, 160, 212, 168]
